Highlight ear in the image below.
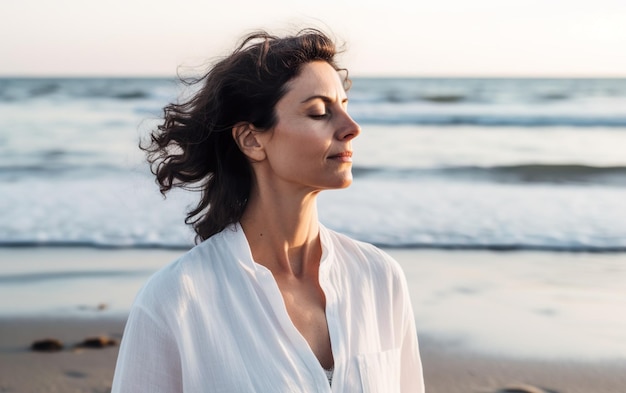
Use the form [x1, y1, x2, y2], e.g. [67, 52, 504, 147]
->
[232, 122, 266, 162]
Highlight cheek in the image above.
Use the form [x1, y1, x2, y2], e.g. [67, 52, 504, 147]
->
[275, 141, 320, 170]
[275, 126, 328, 160]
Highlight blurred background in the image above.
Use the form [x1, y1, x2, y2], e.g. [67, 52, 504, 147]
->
[1, 0, 626, 359]
[2, 0, 626, 249]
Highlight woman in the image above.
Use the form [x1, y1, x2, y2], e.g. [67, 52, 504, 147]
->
[111, 28, 424, 392]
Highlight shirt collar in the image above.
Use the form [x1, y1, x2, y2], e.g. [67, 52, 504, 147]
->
[219, 222, 334, 273]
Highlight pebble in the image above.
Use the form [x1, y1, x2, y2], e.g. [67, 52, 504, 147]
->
[496, 384, 557, 393]
[75, 336, 118, 348]
[31, 338, 64, 352]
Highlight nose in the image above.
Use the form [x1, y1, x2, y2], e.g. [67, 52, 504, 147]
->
[336, 111, 361, 141]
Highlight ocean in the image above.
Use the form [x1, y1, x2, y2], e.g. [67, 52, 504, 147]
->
[2, 78, 626, 360]
[2, 77, 626, 251]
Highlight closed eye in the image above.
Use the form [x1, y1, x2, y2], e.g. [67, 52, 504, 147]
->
[309, 113, 329, 119]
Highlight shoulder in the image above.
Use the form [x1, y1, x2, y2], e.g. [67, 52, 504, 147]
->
[131, 228, 240, 314]
[322, 226, 406, 283]
[321, 226, 414, 324]
[130, 244, 202, 310]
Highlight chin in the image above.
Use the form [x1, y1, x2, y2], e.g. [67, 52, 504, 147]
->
[329, 176, 353, 190]
[313, 171, 354, 190]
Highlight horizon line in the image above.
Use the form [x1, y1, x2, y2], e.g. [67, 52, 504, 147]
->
[2, 73, 626, 79]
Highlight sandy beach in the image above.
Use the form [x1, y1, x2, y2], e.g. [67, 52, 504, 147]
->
[0, 316, 123, 393]
[1, 247, 625, 392]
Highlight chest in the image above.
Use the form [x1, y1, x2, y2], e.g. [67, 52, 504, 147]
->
[276, 278, 334, 370]
[174, 261, 404, 392]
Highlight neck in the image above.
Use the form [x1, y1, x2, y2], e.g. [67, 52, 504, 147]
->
[240, 185, 322, 277]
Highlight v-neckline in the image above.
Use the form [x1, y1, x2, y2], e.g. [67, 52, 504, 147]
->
[230, 223, 337, 389]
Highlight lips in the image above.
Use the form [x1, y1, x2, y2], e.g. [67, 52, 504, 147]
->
[328, 151, 353, 162]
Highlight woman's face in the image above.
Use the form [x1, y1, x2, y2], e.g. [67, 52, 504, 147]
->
[257, 61, 361, 194]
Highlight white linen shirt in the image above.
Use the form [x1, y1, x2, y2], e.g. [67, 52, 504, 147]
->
[111, 223, 424, 393]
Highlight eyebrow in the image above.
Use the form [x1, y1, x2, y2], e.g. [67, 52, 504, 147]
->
[300, 95, 349, 104]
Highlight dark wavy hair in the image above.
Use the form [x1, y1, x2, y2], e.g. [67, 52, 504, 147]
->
[142, 28, 349, 242]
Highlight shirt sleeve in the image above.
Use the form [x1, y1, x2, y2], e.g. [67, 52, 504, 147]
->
[389, 250, 425, 393]
[111, 304, 183, 393]
[400, 303, 425, 393]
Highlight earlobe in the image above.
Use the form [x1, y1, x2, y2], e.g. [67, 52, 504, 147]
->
[232, 122, 266, 161]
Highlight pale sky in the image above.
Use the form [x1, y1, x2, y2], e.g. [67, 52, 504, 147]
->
[3, 0, 626, 77]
